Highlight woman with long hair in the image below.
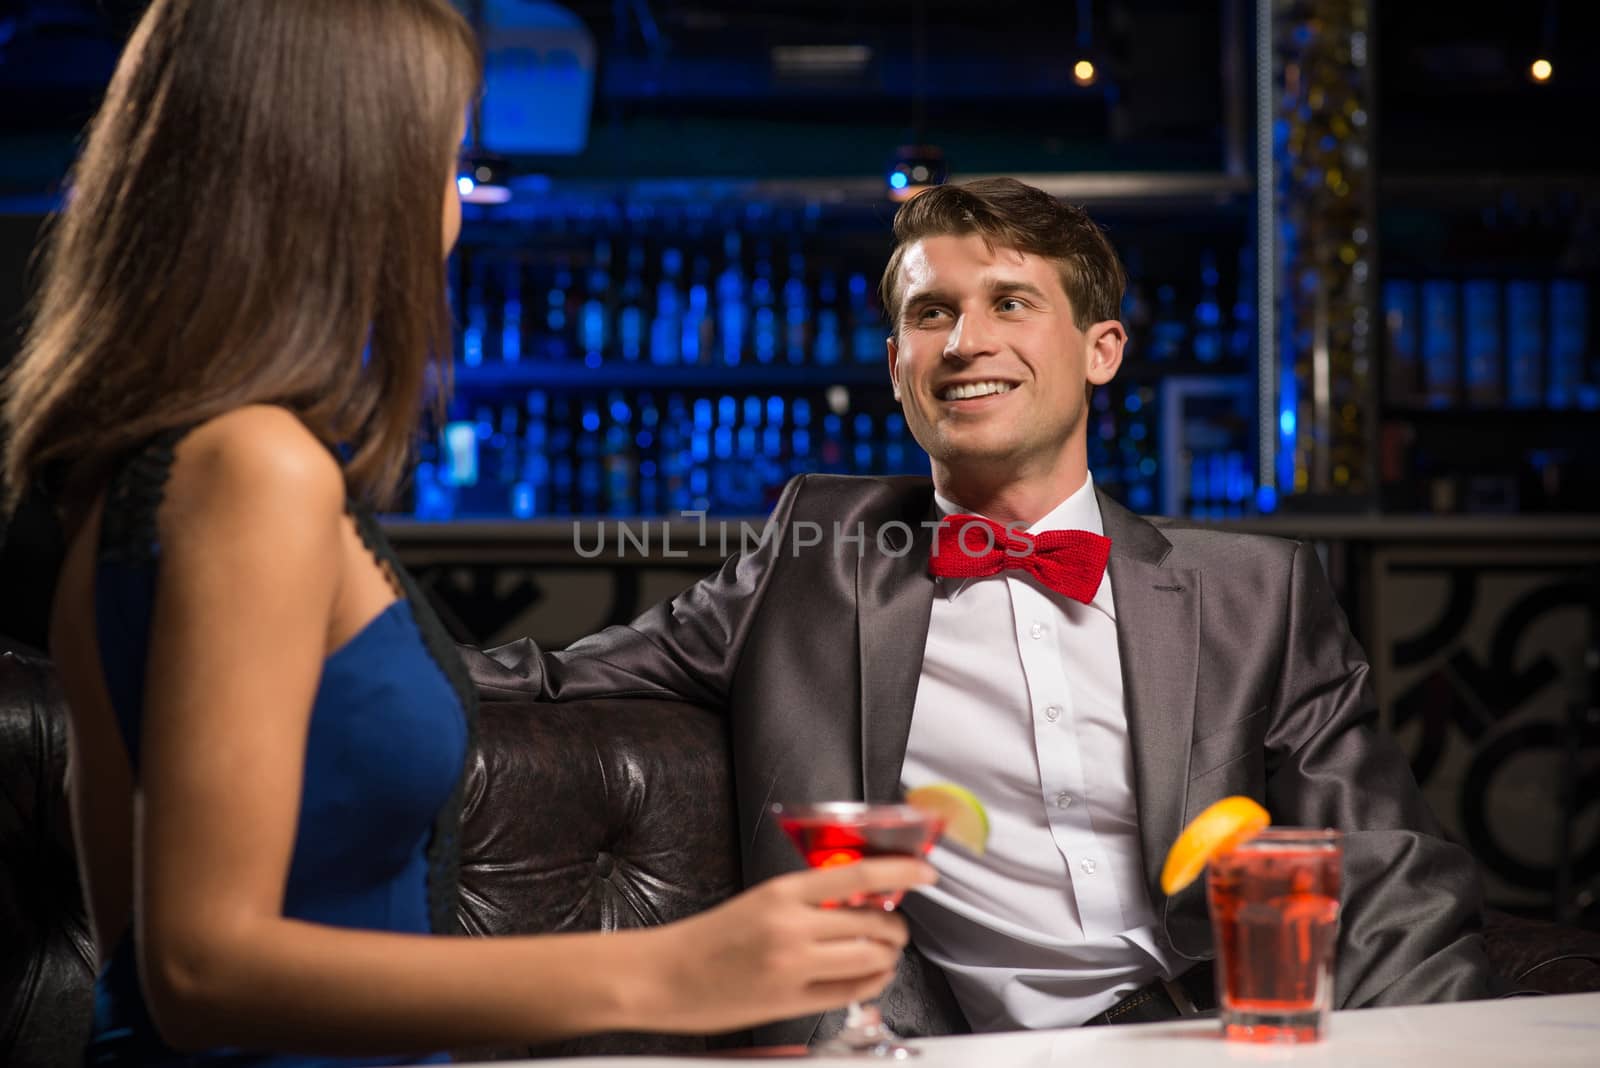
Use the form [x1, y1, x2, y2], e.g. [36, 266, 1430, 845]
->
[0, 2, 930, 1064]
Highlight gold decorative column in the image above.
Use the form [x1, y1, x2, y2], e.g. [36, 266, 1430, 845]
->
[1271, 0, 1377, 502]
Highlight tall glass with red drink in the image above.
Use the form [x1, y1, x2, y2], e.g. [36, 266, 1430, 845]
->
[1206, 828, 1342, 1043]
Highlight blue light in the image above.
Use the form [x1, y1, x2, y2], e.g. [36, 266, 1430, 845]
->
[888, 171, 909, 190]
[1255, 486, 1279, 513]
[1279, 408, 1296, 436]
[457, 176, 475, 195]
[1123, 393, 1142, 413]
[511, 483, 535, 519]
[581, 409, 601, 433]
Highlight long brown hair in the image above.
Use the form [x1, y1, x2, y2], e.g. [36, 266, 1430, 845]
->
[1, 0, 480, 516]
[879, 178, 1127, 331]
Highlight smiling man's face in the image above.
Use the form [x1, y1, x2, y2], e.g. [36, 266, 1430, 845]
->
[887, 232, 1123, 498]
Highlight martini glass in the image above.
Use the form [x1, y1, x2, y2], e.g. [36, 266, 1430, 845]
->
[771, 801, 944, 1059]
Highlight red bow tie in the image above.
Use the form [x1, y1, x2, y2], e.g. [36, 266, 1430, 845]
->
[928, 513, 1112, 604]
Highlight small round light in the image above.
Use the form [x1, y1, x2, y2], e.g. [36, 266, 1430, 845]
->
[1530, 58, 1553, 82]
[1073, 59, 1096, 85]
[888, 171, 910, 190]
[910, 165, 929, 182]
[475, 165, 493, 182]
[457, 176, 475, 195]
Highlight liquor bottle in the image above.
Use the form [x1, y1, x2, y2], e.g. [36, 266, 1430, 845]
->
[512, 390, 549, 519]
[637, 393, 662, 515]
[480, 254, 505, 365]
[751, 242, 779, 365]
[848, 273, 882, 364]
[1228, 245, 1256, 362]
[575, 398, 604, 514]
[1549, 279, 1591, 410]
[462, 270, 487, 367]
[814, 272, 843, 366]
[617, 244, 646, 363]
[661, 394, 692, 512]
[1381, 280, 1420, 406]
[549, 396, 575, 515]
[821, 413, 845, 473]
[790, 396, 815, 477]
[784, 251, 809, 365]
[1420, 280, 1459, 409]
[853, 412, 875, 472]
[717, 230, 747, 366]
[579, 239, 612, 368]
[683, 255, 712, 365]
[1505, 280, 1543, 409]
[650, 247, 684, 365]
[501, 257, 523, 363]
[884, 412, 909, 474]
[1461, 280, 1503, 408]
[761, 395, 786, 505]
[544, 257, 574, 362]
[1121, 249, 1154, 356]
[604, 392, 636, 514]
[1149, 284, 1187, 362]
[1192, 250, 1224, 364]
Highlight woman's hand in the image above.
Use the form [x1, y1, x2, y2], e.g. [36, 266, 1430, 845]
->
[637, 857, 937, 1034]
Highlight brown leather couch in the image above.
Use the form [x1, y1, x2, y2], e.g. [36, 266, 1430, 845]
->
[4, 640, 1599, 1066]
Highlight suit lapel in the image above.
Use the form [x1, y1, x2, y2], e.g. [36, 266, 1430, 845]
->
[858, 496, 939, 803]
[1097, 490, 1201, 912]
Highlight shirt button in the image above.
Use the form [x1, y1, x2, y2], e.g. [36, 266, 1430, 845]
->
[1055, 792, 1073, 809]
[1030, 622, 1045, 640]
[1044, 704, 1062, 722]
[1081, 858, 1097, 875]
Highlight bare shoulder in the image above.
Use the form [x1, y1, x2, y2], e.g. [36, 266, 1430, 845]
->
[162, 405, 346, 526]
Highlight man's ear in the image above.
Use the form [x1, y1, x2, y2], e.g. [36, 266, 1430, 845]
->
[887, 335, 902, 402]
[1085, 320, 1126, 386]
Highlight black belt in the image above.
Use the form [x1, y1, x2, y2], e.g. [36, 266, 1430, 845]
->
[1083, 965, 1217, 1027]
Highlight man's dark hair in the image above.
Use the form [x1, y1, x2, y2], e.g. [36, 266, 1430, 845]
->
[879, 177, 1127, 331]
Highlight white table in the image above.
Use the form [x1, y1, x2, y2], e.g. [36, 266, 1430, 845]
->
[452, 992, 1600, 1067]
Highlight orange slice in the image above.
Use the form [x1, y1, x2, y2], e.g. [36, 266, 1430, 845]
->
[1159, 796, 1270, 895]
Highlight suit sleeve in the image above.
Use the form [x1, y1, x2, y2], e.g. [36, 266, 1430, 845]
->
[1263, 540, 1496, 1007]
[457, 475, 809, 707]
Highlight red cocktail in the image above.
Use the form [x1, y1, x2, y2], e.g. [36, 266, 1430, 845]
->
[1206, 829, 1342, 1043]
[776, 803, 943, 910]
[771, 802, 943, 1057]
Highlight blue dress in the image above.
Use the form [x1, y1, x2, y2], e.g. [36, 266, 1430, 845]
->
[86, 429, 473, 1067]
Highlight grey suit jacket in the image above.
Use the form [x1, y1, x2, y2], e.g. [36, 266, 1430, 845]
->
[467, 473, 1495, 1039]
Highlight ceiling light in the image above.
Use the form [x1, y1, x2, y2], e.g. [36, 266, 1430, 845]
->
[457, 151, 512, 205]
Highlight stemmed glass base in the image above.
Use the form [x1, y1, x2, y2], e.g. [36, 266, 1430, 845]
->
[770, 802, 943, 1060]
[815, 1000, 918, 1059]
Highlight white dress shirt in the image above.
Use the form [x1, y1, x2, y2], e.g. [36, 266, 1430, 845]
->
[898, 475, 1181, 1031]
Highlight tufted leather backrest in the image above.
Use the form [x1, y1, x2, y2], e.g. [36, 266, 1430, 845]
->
[0, 646, 95, 1068]
[5, 638, 1600, 1064]
[451, 698, 746, 1060]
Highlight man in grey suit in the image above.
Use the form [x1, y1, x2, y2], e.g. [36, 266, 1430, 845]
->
[467, 178, 1494, 1042]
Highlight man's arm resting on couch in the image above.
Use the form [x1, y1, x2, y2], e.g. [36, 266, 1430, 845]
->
[459, 476, 813, 708]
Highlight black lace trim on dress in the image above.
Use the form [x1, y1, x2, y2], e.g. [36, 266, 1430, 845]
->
[98, 427, 193, 564]
[349, 503, 478, 937]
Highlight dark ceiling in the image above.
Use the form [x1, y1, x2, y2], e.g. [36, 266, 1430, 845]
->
[0, 0, 1594, 194]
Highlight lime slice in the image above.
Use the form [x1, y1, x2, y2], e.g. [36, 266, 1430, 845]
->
[906, 783, 990, 855]
[1159, 795, 1270, 895]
